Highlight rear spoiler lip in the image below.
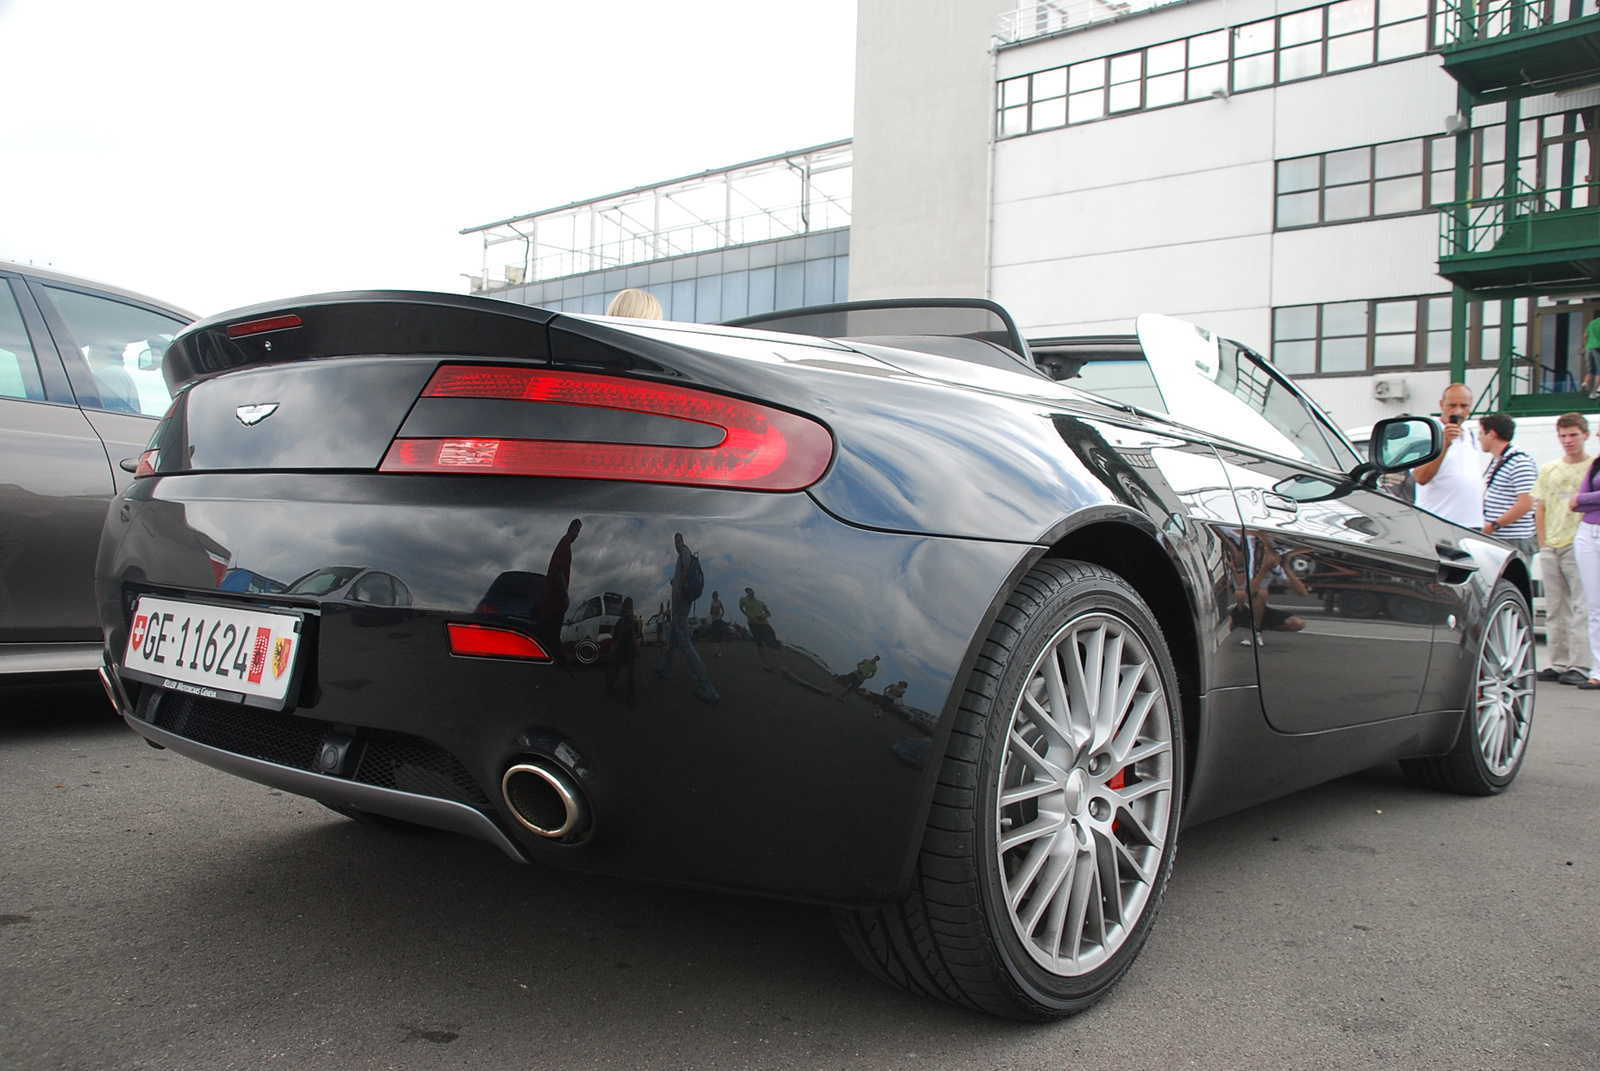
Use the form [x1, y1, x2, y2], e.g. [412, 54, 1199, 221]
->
[165, 291, 562, 391]
[179, 289, 559, 338]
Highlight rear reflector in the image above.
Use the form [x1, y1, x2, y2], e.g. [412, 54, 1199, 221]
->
[226, 313, 303, 338]
[447, 623, 550, 662]
[381, 366, 832, 491]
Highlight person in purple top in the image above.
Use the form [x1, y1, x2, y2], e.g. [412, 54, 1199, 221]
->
[1566, 433, 1600, 688]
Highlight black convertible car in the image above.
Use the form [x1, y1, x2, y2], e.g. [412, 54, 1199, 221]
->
[96, 293, 1534, 1020]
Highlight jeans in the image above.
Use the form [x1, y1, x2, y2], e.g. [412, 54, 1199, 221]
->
[1542, 542, 1589, 673]
[659, 603, 718, 700]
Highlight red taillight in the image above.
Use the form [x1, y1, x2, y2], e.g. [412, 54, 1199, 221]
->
[133, 449, 159, 478]
[447, 623, 550, 662]
[226, 313, 303, 338]
[382, 366, 833, 491]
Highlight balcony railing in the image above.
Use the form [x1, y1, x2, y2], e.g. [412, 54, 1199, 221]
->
[996, 0, 1143, 43]
[1439, 180, 1600, 260]
[1438, 0, 1600, 47]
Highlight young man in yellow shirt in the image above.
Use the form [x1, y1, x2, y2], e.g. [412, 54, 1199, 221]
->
[1533, 412, 1593, 684]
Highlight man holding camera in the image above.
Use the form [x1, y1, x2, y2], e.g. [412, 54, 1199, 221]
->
[1413, 382, 1483, 529]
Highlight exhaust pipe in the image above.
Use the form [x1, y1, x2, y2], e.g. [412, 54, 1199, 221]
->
[98, 662, 133, 718]
[502, 760, 588, 840]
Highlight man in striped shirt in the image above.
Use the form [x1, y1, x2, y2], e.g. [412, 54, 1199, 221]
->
[1479, 413, 1537, 557]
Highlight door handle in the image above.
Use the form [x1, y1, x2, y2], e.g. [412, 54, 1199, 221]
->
[1261, 492, 1299, 515]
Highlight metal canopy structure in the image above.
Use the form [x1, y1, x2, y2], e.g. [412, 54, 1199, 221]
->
[462, 140, 852, 293]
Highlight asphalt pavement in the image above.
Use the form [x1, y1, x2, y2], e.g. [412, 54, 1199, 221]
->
[2, 661, 1596, 1071]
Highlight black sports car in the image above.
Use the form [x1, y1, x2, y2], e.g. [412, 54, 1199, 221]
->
[96, 293, 1534, 1020]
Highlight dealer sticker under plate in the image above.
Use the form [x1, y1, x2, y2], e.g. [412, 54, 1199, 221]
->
[122, 596, 303, 708]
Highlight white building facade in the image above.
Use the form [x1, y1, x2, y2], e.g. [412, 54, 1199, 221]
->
[850, 0, 1599, 431]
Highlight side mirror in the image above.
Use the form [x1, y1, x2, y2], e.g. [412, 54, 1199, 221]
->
[1369, 416, 1442, 473]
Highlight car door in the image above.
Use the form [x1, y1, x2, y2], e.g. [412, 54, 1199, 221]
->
[1214, 445, 1443, 731]
[26, 277, 188, 491]
[1136, 314, 1441, 733]
[0, 275, 116, 655]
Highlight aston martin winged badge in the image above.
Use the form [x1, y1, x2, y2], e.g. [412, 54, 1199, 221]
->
[235, 403, 280, 426]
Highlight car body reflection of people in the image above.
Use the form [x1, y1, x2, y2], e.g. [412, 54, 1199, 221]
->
[1414, 383, 1481, 528]
[875, 679, 908, 718]
[738, 587, 789, 674]
[537, 519, 581, 661]
[831, 654, 880, 700]
[706, 591, 727, 656]
[1478, 413, 1537, 557]
[606, 597, 643, 706]
[1228, 531, 1307, 642]
[656, 533, 717, 703]
[1533, 413, 1593, 684]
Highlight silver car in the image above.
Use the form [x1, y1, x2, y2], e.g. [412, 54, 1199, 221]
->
[0, 262, 193, 678]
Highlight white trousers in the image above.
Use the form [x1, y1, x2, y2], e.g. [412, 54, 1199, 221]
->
[1572, 524, 1600, 680]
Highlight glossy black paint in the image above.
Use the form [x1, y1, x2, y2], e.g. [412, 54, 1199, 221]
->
[97, 292, 1526, 907]
[164, 291, 555, 385]
[151, 358, 438, 473]
[101, 474, 1033, 902]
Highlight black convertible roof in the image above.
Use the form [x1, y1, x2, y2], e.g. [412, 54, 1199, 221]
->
[726, 298, 1036, 376]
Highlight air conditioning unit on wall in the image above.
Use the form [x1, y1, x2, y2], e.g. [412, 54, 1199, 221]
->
[1373, 377, 1409, 401]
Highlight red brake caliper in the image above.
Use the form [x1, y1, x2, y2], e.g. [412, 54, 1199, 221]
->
[1107, 768, 1126, 833]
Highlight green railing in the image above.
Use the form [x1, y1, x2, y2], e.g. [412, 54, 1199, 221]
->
[1439, 179, 1600, 259]
[1473, 346, 1590, 414]
[1438, 0, 1594, 46]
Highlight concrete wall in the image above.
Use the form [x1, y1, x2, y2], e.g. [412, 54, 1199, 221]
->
[849, 0, 1012, 299]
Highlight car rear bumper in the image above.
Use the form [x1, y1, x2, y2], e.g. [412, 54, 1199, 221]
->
[99, 472, 1035, 904]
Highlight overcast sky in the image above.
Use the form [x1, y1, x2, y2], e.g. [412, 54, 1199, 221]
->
[0, 0, 857, 317]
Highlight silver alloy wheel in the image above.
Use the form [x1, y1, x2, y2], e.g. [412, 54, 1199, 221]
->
[1476, 596, 1534, 778]
[996, 611, 1174, 976]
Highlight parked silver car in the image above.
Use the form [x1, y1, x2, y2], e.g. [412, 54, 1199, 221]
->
[0, 262, 193, 677]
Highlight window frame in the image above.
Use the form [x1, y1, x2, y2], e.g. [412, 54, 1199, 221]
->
[997, 0, 1441, 140]
[1275, 136, 1440, 230]
[26, 277, 192, 419]
[1270, 293, 1498, 377]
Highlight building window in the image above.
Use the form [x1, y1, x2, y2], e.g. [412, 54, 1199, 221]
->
[998, 0, 1440, 138]
[1273, 106, 1595, 230]
[1272, 294, 1458, 375]
[1275, 136, 1451, 227]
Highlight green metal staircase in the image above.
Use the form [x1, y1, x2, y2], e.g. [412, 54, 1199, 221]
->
[1435, 0, 1600, 413]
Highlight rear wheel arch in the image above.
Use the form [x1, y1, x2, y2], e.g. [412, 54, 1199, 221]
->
[1497, 554, 1532, 610]
[1044, 520, 1202, 806]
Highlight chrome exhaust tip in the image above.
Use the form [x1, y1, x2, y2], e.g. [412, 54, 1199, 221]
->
[502, 761, 588, 840]
[98, 662, 133, 718]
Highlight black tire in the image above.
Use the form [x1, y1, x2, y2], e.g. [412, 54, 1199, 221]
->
[1400, 579, 1534, 796]
[835, 560, 1184, 1020]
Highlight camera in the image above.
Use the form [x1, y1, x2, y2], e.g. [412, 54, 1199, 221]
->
[1448, 414, 1462, 425]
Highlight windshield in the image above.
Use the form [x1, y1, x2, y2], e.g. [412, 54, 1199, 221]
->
[1136, 313, 1349, 471]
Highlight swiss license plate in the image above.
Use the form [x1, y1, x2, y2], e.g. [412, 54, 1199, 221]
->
[122, 596, 304, 709]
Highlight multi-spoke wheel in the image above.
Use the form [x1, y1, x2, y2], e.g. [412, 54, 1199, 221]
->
[1402, 580, 1534, 795]
[834, 560, 1183, 1020]
[997, 609, 1174, 977]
